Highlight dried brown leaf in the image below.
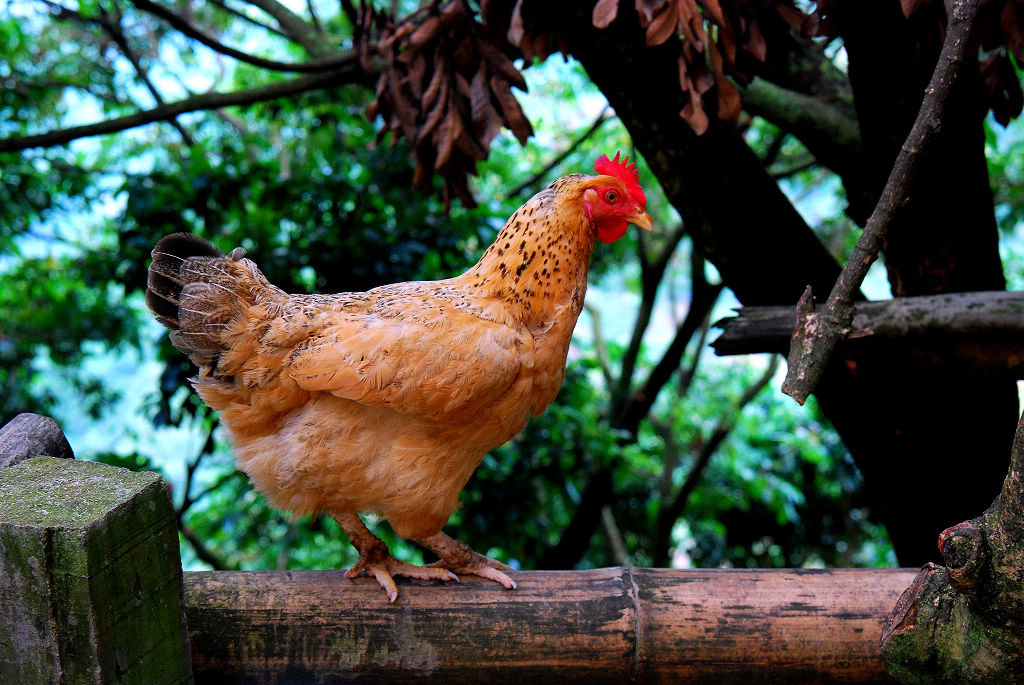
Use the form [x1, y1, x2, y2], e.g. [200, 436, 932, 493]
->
[455, 71, 473, 101]
[982, 52, 1024, 126]
[471, 66, 502, 146]
[775, 5, 807, 32]
[636, 0, 669, 26]
[394, 85, 420, 141]
[709, 40, 741, 122]
[718, 20, 737, 63]
[434, 110, 461, 171]
[700, 0, 727, 28]
[490, 74, 533, 144]
[481, 41, 528, 91]
[421, 56, 447, 114]
[646, 3, 680, 46]
[406, 53, 428, 99]
[419, 74, 450, 142]
[691, 63, 716, 95]
[681, 95, 709, 135]
[743, 15, 767, 62]
[405, 15, 441, 56]
[678, 54, 692, 93]
[680, 0, 706, 50]
[507, 0, 526, 46]
[592, 0, 620, 28]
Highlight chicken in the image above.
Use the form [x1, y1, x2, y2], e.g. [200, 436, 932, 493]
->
[145, 153, 652, 601]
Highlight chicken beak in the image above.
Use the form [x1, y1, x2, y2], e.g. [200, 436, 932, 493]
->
[626, 210, 654, 233]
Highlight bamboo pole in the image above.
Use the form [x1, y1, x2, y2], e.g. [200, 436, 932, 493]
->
[184, 566, 917, 683]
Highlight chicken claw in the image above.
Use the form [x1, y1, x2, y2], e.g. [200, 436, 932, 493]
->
[335, 513, 457, 602]
[419, 531, 518, 590]
[346, 553, 458, 603]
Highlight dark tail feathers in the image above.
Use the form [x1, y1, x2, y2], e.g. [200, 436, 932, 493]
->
[146, 232, 256, 367]
[146, 232, 225, 328]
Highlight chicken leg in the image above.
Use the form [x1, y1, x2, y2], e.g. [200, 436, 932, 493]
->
[335, 512, 457, 602]
[418, 531, 518, 590]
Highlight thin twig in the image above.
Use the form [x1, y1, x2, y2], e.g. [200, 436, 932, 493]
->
[654, 354, 781, 564]
[584, 302, 615, 389]
[600, 506, 631, 565]
[207, 0, 293, 40]
[0, 67, 364, 152]
[615, 245, 721, 436]
[781, 0, 987, 404]
[611, 222, 688, 420]
[130, 0, 346, 72]
[101, 0, 195, 145]
[244, 0, 329, 55]
[509, 107, 611, 197]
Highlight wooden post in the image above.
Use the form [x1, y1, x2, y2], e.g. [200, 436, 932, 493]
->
[0, 456, 193, 684]
[184, 566, 917, 683]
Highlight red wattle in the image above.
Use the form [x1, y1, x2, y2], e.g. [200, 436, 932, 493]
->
[597, 219, 628, 243]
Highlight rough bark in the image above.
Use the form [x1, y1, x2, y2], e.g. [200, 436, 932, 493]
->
[880, 409, 1024, 682]
[714, 291, 1024, 376]
[184, 567, 916, 683]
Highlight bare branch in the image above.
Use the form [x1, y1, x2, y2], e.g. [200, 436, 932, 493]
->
[611, 222, 688, 419]
[244, 0, 329, 55]
[653, 354, 780, 565]
[180, 523, 234, 570]
[0, 66, 365, 153]
[130, 0, 346, 72]
[600, 506, 630, 565]
[509, 107, 611, 197]
[207, 0, 293, 40]
[781, 0, 986, 404]
[99, 0, 195, 145]
[583, 302, 615, 390]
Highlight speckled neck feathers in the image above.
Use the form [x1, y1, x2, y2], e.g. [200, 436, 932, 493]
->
[459, 176, 596, 332]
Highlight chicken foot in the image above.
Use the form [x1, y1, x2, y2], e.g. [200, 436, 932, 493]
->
[418, 531, 518, 590]
[334, 512, 458, 602]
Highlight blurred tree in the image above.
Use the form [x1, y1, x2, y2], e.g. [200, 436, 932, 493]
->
[3, 0, 1021, 573]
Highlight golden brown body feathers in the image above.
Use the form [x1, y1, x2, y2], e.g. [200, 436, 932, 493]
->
[146, 175, 606, 540]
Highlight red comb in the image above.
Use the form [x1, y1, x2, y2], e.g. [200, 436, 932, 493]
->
[594, 152, 647, 209]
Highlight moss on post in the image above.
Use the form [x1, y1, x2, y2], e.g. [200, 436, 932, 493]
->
[0, 456, 192, 684]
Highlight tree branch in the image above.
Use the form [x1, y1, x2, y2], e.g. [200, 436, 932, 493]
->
[130, 0, 347, 72]
[610, 222, 688, 420]
[615, 250, 724, 436]
[509, 107, 610, 197]
[652, 355, 780, 566]
[0, 66, 366, 153]
[207, 0, 292, 40]
[244, 0, 329, 56]
[781, 0, 986, 404]
[99, 0, 195, 145]
[583, 302, 615, 389]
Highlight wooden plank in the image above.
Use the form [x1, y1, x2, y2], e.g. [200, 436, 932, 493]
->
[0, 457, 192, 684]
[712, 291, 1024, 377]
[0, 413, 74, 470]
[184, 567, 917, 683]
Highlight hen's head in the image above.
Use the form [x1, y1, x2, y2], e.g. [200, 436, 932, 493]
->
[585, 152, 654, 244]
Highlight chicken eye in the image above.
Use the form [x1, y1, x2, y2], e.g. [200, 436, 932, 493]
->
[604, 190, 619, 203]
